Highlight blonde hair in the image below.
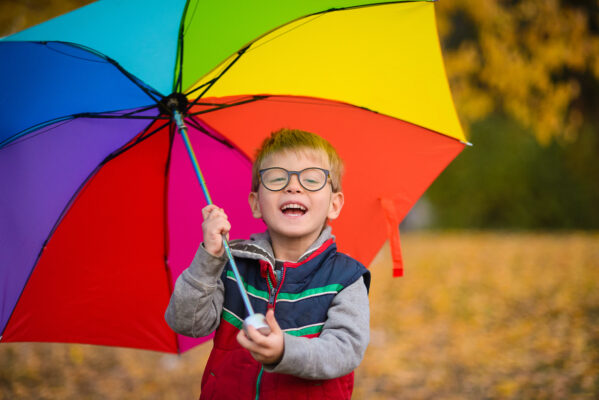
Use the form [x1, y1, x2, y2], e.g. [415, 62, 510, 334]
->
[252, 128, 344, 192]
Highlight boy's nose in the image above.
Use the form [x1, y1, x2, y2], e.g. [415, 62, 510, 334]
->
[285, 174, 303, 192]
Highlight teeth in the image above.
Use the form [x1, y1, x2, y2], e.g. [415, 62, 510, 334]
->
[281, 204, 306, 211]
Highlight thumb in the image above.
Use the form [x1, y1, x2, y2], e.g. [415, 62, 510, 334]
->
[265, 309, 281, 334]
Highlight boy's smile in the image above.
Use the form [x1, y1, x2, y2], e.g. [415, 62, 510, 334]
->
[248, 148, 344, 261]
[280, 201, 307, 216]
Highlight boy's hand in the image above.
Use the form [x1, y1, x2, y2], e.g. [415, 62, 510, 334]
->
[237, 309, 284, 365]
[201, 205, 231, 257]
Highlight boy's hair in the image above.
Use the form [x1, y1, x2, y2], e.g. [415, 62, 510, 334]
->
[252, 128, 344, 192]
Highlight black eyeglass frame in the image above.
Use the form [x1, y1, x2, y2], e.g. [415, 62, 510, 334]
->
[258, 167, 331, 192]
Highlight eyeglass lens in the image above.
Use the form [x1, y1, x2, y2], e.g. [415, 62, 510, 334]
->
[261, 168, 328, 191]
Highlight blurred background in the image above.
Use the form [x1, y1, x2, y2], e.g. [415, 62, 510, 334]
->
[1, 1, 598, 399]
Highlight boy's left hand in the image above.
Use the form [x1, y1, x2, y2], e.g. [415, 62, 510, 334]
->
[237, 309, 284, 365]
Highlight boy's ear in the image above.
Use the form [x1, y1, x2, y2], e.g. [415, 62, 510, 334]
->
[248, 192, 262, 219]
[327, 191, 344, 221]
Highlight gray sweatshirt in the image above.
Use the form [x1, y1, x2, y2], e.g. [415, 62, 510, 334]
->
[164, 227, 370, 379]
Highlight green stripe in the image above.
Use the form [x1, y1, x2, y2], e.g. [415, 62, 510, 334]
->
[276, 284, 343, 301]
[222, 310, 323, 337]
[285, 324, 324, 337]
[226, 270, 343, 302]
[222, 309, 243, 330]
[226, 270, 269, 300]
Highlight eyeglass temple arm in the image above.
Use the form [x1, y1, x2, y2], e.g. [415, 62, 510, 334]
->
[173, 111, 256, 317]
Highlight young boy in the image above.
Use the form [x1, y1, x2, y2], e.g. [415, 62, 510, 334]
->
[165, 128, 370, 399]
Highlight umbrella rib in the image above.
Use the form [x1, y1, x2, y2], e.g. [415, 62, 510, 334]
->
[313, 0, 431, 15]
[77, 113, 168, 120]
[0, 116, 73, 150]
[184, 116, 234, 149]
[173, 0, 195, 95]
[181, 79, 213, 98]
[0, 107, 166, 150]
[104, 57, 164, 106]
[187, 95, 268, 116]
[46, 41, 165, 104]
[109, 120, 172, 160]
[173, 14, 185, 94]
[242, 95, 472, 145]
[184, 45, 250, 108]
[80, 104, 163, 119]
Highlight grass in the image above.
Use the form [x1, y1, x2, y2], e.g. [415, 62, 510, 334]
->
[2, 232, 598, 399]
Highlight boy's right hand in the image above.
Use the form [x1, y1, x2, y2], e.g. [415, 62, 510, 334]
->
[202, 205, 231, 257]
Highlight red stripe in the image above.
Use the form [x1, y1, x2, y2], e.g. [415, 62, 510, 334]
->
[283, 238, 334, 269]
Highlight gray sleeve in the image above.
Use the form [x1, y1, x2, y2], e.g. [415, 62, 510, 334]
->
[164, 244, 227, 338]
[264, 276, 370, 379]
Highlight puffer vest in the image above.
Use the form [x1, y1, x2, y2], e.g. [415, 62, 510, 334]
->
[199, 239, 370, 400]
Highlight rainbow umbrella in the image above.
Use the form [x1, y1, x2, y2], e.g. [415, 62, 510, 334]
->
[0, 0, 467, 353]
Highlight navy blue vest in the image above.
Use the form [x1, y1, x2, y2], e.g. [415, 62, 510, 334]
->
[221, 239, 370, 336]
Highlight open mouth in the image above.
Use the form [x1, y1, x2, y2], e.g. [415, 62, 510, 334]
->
[280, 203, 307, 216]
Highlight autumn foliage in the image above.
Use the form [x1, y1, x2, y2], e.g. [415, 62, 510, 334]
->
[436, 0, 599, 144]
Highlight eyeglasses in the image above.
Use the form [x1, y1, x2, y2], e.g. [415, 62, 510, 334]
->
[259, 167, 330, 192]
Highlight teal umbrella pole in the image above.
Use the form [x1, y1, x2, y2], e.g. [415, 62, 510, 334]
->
[173, 110, 271, 335]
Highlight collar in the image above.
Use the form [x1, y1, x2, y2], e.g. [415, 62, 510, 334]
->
[230, 225, 335, 267]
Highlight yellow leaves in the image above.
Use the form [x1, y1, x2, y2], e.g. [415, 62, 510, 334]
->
[356, 232, 599, 399]
[0, 343, 212, 399]
[444, 43, 494, 126]
[436, 0, 599, 143]
[68, 346, 84, 365]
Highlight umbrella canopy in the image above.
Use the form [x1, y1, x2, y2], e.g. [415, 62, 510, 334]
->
[0, 0, 466, 353]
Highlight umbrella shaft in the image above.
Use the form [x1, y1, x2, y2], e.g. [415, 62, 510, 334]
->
[173, 111, 256, 317]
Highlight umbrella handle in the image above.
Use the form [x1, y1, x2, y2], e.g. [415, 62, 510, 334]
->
[173, 111, 258, 319]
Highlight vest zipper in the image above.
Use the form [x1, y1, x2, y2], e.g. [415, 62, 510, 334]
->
[267, 263, 284, 308]
[257, 265, 284, 398]
[268, 285, 277, 305]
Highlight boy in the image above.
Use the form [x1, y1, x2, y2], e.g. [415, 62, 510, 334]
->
[165, 128, 370, 399]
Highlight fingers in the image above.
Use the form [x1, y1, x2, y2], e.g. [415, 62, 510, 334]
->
[265, 309, 282, 335]
[201, 205, 231, 256]
[236, 312, 285, 365]
[237, 328, 279, 364]
[237, 328, 254, 349]
[243, 324, 268, 345]
[202, 205, 229, 224]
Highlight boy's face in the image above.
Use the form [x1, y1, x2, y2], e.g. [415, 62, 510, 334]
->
[248, 149, 344, 249]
